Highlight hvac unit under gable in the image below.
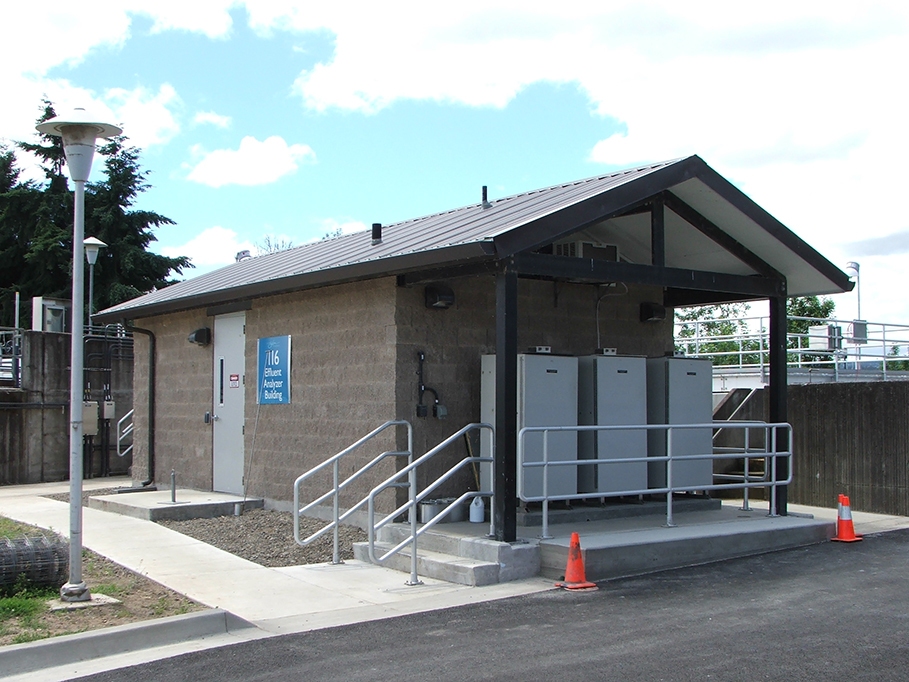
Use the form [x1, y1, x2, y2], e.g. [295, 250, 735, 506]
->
[554, 241, 620, 262]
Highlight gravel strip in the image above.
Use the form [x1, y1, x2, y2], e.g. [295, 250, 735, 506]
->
[158, 510, 367, 567]
[45, 489, 367, 567]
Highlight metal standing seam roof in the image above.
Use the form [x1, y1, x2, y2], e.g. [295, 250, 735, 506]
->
[94, 156, 851, 323]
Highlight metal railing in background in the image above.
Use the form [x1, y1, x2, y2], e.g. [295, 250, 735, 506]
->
[675, 315, 909, 380]
[0, 327, 23, 387]
[293, 420, 412, 565]
[117, 409, 135, 458]
[519, 421, 792, 538]
[366, 422, 495, 585]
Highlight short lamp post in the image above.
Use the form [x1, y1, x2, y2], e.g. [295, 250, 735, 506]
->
[845, 261, 861, 321]
[845, 261, 863, 369]
[37, 109, 121, 602]
[84, 236, 107, 325]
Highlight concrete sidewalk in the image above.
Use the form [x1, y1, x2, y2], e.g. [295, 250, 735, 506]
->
[0, 478, 551, 681]
[3, 479, 908, 681]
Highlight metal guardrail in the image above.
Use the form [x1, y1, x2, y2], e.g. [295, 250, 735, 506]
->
[293, 420, 412, 565]
[117, 408, 134, 458]
[675, 314, 909, 379]
[366, 422, 495, 585]
[0, 328, 22, 386]
[519, 421, 792, 538]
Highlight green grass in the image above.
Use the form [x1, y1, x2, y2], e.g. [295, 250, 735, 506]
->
[91, 583, 123, 597]
[0, 516, 37, 539]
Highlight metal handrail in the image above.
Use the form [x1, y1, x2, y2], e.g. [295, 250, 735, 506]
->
[712, 388, 760, 440]
[519, 421, 792, 538]
[675, 314, 909, 377]
[293, 420, 412, 565]
[0, 327, 22, 386]
[117, 408, 134, 457]
[366, 422, 495, 585]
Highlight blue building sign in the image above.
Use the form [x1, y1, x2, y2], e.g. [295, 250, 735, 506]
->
[257, 335, 291, 404]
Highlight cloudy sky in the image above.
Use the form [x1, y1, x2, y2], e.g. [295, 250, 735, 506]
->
[2, 1, 907, 324]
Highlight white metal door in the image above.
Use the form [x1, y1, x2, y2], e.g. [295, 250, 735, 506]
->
[213, 313, 246, 494]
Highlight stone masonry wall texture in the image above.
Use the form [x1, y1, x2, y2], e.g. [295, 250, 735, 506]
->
[243, 279, 399, 509]
[132, 309, 214, 490]
[130, 274, 674, 511]
[394, 276, 674, 500]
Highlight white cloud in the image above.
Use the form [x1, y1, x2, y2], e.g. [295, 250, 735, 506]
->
[161, 225, 254, 271]
[134, 1, 236, 38]
[185, 136, 316, 187]
[247, 1, 908, 323]
[194, 111, 232, 128]
[105, 84, 182, 148]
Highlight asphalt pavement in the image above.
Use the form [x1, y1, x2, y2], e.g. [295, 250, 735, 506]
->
[75, 527, 909, 682]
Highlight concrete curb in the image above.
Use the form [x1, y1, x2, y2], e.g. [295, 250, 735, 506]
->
[0, 608, 256, 677]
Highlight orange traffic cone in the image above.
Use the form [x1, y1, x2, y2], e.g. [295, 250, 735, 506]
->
[555, 532, 598, 591]
[832, 495, 862, 542]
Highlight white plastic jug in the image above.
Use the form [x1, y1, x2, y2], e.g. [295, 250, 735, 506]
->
[469, 496, 485, 523]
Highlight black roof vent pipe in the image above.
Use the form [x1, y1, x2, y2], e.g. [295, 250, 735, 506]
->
[372, 222, 382, 245]
[482, 186, 492, 209]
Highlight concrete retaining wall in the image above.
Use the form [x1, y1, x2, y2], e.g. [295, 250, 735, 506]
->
[0, 331, 133, 485]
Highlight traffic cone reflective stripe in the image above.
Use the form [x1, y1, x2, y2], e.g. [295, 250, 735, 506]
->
[555, 532, 598, 591]
[836, 494, 845, 539]
[832, 494, 862, 542]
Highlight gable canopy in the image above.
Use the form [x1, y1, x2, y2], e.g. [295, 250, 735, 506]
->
[95, 155, 852, 323]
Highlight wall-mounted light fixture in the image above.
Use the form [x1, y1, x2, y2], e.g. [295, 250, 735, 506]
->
[424, 284, 455, 309]
[640, 302, 666, 322]
[188, 327, 212, 346]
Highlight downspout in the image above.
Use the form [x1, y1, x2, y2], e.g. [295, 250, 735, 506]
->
[124, 322, 156, 488]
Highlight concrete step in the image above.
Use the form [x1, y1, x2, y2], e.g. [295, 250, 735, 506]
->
[87, 489, 264, 521]
[356, 523, 541, 585]
[375, 523, 541, 582]
[352, 541, 501, 586]
[538, 512, 835, 582]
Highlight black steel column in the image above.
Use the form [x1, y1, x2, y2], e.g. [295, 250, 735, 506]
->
[651, 195, 665, 268]
[494, 264, 518, 542]
[769, 293, 788, 515]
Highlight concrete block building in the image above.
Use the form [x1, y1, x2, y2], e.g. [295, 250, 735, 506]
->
[95, 156, 852, 541]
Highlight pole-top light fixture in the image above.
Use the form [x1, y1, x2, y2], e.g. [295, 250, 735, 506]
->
[84, 236, 107, 266]
[845, 261, 860, 279]
[36, 107, 122, 182]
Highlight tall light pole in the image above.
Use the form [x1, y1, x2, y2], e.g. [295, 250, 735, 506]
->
[37, 109, 121, 602]
[84, 236, 107, 325]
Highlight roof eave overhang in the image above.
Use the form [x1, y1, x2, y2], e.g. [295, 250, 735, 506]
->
[94, 241, 497, 323]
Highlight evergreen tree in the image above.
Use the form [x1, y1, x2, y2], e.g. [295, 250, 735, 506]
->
[0, 101, 191, 327]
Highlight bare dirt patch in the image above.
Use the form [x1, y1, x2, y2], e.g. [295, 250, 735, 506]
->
[0, 537, 202, 647]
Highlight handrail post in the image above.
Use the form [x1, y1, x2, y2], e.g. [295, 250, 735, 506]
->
[769, 426, 779, 517]
[332, 458, 342, 565]
[665, 427, 675, 527]
[741, 425, 751, 512]
[541, 429, 552, 540]
[488, 425, 496, 538]
[406, 461, 421, 585]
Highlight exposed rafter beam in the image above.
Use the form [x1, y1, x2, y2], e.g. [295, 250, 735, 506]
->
[663, 192, 781, 279]
[493, 160, 702, 257]
[651, 195, 665, 268]
[665, 289, 764, 308]
[397, 260, 499, 287]
[513, 252, 785, 298]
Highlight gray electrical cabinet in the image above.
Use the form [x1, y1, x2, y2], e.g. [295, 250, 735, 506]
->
[577, 354, 648, 495]
[646, 356, 714, 490]
[480, 354, 578, 500]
